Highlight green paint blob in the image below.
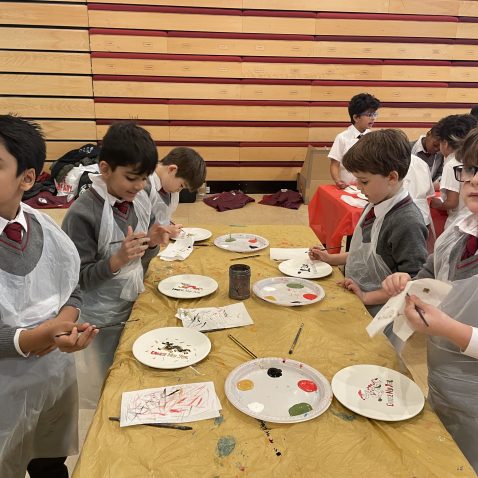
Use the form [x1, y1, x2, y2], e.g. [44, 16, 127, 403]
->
[216, 436, 236, 457]
[288, 402, 313, 416]
[287, 283, 304, 289]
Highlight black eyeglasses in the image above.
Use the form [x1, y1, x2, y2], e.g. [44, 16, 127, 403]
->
[454, 165, 478, 182]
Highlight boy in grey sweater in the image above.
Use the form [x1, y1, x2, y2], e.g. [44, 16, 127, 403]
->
[62, 121, 169, 407]
[310, 129, 428, 316]
[0, 115, 96, 478]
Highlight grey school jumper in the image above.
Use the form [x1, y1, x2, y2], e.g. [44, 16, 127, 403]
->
[62, 188, 159, 293]
[0, 212, 81, 357]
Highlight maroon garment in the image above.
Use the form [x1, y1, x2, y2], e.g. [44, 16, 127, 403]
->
[462, 234, 478, 260]
[258, 190, 303, 210]
[113, 201, 131, 214]
[203, 190, 255, 212]
[23, 191, 74, 209]
[3, 222, 22, 243]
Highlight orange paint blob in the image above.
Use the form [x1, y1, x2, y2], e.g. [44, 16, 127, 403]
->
[237, 379, 254, 391]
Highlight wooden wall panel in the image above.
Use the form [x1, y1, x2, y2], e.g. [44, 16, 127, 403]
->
[0, 98, 95, 119]
[88, 0, 242, 7]
[0, 3, 88, 27]
[0, 27, 89, 51]
[242, 0, 389, 12]
[241, 84, 312, 101]
[242, 16, 316, 36]
[95, 102, 169, 120]
[158, 146, 240, 162]
[90, 34, 168, 54]
[388, 0, 459, 15]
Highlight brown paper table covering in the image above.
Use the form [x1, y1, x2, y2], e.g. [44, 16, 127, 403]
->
[73, 225, 474, 478]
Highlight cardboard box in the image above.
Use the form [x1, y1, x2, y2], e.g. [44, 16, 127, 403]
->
[298, 146, 332, 204]
[297, 172, 330, 204]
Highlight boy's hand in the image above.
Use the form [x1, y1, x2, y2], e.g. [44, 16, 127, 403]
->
[165, 224, 183, 238]
[309, 246, 332, 263]
[148, 224, 171, 248]
[335, 180, 347, 189]
[110, 226, 149, 272]
[53, 323, 98, 353]
[381, 272, 411, 296]
[338, 278, 365, 302]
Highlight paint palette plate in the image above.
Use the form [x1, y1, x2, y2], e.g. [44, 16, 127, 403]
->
[331, 364, 425, 421]
[158, 274, 218, 299]
[253, 277, 325, 306]
[225, 357, 332, 423]
[278, 258, 333, 279]
[171, 227, 212, 242]
[214, 233, 269, 253]
[132, 327, 211, 369]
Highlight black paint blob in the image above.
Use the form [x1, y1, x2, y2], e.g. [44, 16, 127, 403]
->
[267, 367, 283, 378]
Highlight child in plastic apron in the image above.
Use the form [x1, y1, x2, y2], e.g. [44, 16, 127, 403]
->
[0, 206, 80, 476]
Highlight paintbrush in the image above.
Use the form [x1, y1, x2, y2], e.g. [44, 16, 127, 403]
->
[55, 319, 139, 337]
[228, 334, 257, 359]
[230, 254, 261, 261]
[288, 323, 304, 355]
[406, 293, 429, 327]
[108, 416, 192, 431]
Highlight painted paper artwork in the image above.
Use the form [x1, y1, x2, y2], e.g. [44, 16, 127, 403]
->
[177, 302, 254, 332]
[120, 382, 221, 426]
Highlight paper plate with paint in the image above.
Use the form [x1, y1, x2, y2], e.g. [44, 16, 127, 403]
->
[331, 364, 425, 421]
[214, 233, 269, 253]
[278, 258, 333, 279]
[158, 274, 218, 299]
[172, 227, 212, 242]
[253, 277, 325, 306]
[132, 327, 211, 369]
[225, 357, 332, 423]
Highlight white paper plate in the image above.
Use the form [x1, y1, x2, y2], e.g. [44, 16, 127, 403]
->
[132, 327, 211, 369]
[253, 277, 325, 306]
[331, 364, 425, 421]
[172, 227, 212, 242]
[214, 233, 269, 253]
[158, 274, 218, 299]
[225, 357, 332, 423]
[279, 258, 333, 279]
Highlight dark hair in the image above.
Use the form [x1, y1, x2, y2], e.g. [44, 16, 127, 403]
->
[161, 147, 206, 191]
[456, 127, 478, 167]
[434, 114, 478, 151]
[0, 114, 45, 176]
[470, 105, 478, 118]
[348, 93, 381, 123]
[99, 121, 158, 176]
[429, 124, 441, 137]
[342, 129, 411, 179]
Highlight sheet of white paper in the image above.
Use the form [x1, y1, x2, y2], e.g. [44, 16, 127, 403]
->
[177, 302, 253, 331]
[269, 247, 309, 262]
[344, 185, 360, 194]
[120, 382, 221, 426]
[367, 278, 453, 342]
[159, 236, 194, 261]
[340, 194, 368, 209]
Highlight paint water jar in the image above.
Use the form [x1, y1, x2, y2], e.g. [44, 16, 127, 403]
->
[229, 264, 251, 300]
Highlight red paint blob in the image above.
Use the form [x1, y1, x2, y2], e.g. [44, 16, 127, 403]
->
[298, 380, 318, 392]
[248, 238, 258, 243]
[303, 293, 318, 300]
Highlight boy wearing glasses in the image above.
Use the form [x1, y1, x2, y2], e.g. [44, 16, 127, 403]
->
[329, 93, 380, 189]
[430, 115, 477, 229]
[382, 127, 478, 473]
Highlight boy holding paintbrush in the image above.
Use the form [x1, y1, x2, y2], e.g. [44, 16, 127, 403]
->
[0, 115, 97, 477]
[62, 121, 170, 407]
[382, 127, 478, 472]
[309, 129, 428, 316]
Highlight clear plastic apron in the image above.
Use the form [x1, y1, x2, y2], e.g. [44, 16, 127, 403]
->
[0, 204, 80, 477]
[427, 276, 478, 472]
[148, 172, 179, 226]
[76, 175, 151, 408]
[345, 203, 393, 316]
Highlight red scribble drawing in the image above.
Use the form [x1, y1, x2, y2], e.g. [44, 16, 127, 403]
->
[358, 378, 384, 402]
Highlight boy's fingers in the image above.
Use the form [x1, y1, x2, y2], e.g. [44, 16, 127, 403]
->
[126, 225, 134, 237]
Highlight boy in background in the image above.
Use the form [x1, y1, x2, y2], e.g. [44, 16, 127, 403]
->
[0, 115, 97, 478]
[329, 93, 380, 189]
[410, 125, 443, 190]
[62, 121, 169, 407]
[311, 129, 428, 316]
[148, 146, 206, 236]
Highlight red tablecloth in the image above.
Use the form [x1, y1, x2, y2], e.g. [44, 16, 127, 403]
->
[308, 184, 365, 249]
